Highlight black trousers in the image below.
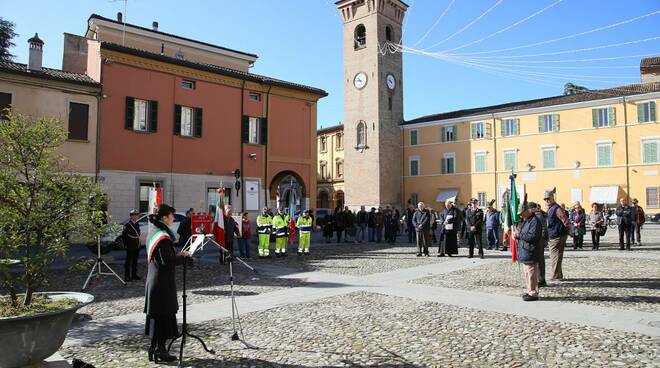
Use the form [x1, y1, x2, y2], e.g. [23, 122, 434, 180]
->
[124, 244, 139, 279]
[467, 230, 483, 257]
[591, 230, 600, 249]
[618, 223, 631, 249]
[336, 228, 343, 243]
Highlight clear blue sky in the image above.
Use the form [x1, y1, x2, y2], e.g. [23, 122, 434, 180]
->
[3, 0, 659, 127]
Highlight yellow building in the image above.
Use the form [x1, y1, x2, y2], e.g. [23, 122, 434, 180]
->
[402, 79, 660, 212]
[317, 124, 345, 209]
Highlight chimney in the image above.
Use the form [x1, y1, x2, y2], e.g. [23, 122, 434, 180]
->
[152, 21, 159, 31]
[28, 33, 44, 71]
[117, 12, 123, 23]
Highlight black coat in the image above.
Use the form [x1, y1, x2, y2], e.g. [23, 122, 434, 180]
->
[144, 223, 187, 316]
[465, 207, 484, 232]
[177, 216, 192, 246]
[412, 209, 431, 231]
[122, 220, 141, 248]
[516, 215, 542, 264]
[443, 207, 459, 254]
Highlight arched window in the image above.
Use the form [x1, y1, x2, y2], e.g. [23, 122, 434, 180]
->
[354, 24, 366, 49]
[356, 121, 367, 149]
[386, 25, 394, 42]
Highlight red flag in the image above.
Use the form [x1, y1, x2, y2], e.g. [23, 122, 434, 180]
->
[510, 231, 517, 262]
[288, 216, 296, 244]
[212, 189, 226, 247]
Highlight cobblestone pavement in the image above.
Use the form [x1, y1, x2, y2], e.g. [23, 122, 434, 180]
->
[413, 255, 660, 313]
[61, 291, 659, 368]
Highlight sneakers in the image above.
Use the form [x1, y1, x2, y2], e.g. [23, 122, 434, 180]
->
[522, 293, 539, 301]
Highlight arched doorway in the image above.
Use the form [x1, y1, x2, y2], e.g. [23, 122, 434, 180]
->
[269, 171, 306, 213]
[317, 190, 330, 209]
[335, 190, 345, 209]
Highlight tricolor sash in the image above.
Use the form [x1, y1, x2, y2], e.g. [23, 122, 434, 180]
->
[147, 230, 171, 263]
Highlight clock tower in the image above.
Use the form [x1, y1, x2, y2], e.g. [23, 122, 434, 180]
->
[337, 0, 407, 209]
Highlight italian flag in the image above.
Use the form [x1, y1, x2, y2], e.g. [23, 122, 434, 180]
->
[147, 230, 169, 263]
[503, 174, 520, 263]
[212, 189, 226, 247]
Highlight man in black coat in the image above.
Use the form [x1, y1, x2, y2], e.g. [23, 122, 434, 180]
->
[177, 208, 193, 247]
[465, 198, 485, 259]
[122, 209, 141, 281]
[616, 198, 633, 251]
[443, 200, 459, 256]
[220, 205, 241, 264]
[514, 202, 542, 302]
[412, 202, 431, 256]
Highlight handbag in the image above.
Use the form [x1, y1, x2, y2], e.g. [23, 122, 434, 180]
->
[598, 225, 607, 236]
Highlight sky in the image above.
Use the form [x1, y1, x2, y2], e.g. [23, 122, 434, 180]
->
[2, 0, 659, 127]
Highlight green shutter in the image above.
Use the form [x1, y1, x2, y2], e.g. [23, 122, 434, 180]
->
[597, 144, 611, 166]
[148, 100, 158, 132]
[515, 119, 520, 135]
[637, 103, 645, 123]
[125, 97, 134, 130]
[643, 141, 658, 163]
[592, 109, 598, 128]
[486, 123, 492, 138]
[538, 116, 544, 133]
[471, 124, 477, 139]
[194, 107, 203, 138]
[500, 120, 506, 137]
[608, 107, 616, 126]
[543, 149, 555, 169]
[440, 158, 446, 174]
[441, 127, 446, 142]
[241, 115, 249, 143]
[552, 114, 560, 132]
[650, 101, 657, 122]
[260, 118, 268, 145]
[173, 105, 182, 136]
[448, 158, 454, 174]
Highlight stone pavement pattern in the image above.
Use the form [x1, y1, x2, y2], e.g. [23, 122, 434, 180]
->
[55, 226, 660, 367]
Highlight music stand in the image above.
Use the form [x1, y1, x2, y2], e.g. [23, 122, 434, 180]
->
[81, 235, 126, 291]
[168, 235, 215, 367]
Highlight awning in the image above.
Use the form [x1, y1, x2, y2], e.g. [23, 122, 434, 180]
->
[589, 186, 619, 205]
[436, 190, 458, 203]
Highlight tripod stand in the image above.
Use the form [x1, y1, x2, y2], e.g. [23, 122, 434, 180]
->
[221, 246, 258, 349]
[82, 235, 126, 291]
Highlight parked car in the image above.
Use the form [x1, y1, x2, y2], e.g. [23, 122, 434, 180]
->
[315, 208, 332, 229]
[102, 212, 187, 247]
[650, 213, 660, 223]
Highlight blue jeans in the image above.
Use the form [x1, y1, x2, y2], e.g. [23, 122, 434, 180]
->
[237, 238, 250, 258]
[487, 228, 500, 248]
[357, 224, 367, 242]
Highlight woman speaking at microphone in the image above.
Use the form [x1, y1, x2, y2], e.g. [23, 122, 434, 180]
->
[144, 204, 192, 363]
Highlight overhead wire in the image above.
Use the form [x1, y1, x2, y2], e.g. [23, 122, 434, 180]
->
[410, 0, 457, 47]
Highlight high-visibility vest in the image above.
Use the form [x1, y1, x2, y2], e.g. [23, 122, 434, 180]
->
[297, 216, 313, 233]
[256, 215, 272, 234]
[272, 215, 288, 237]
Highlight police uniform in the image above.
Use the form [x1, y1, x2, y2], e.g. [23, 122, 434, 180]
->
[256, 209, 272, 258]
[272, 210, 289, 256]
[123, 209, 142, 281]
[296, 212, 313, 255]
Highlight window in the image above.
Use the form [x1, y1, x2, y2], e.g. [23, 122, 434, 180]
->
[592, 107, 616, 128]
[67, 102, 89, 141]
[538, 114, 559, 133]
[642, 138, 659, 164]
[0, 92, 11, 120]
[336, 160, 343, 178]
[474, 152, 487, 173]
[242, 116, 267, 145]
[441, 126, 456, 142]
[646, 187, 659, 208]
[336, 133, 343, 150]
[357, 121, 367, 148]
[596, 142, 613, 167]
[249, 92, 261, 102]
[409, 157, 420, 176]
[181, 80, 195, 89]
[504, 149, 517, 171]
[320, 161, 329, 179]
[542, 146, 557, 169]
[477, 192, 487, 207]
[501, 119, 519, 137]
[354, 24, 366, 49]
[410, 193, 419, 206]
[248, 117, 260, 144]
[174, 105, 202, 137]
[138, 182, 162, 213]
[410, 129, 418, 145]
[471, 122, 485, 139]
[320, 136, 327, 152]
[385, 25, 393, 42]
[125, 97, 157, 133]
[207, 187, 231, 214]
[441, 153, 455, 175]
[638, 101, 657, 123]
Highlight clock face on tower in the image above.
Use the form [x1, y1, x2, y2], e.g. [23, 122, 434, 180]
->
[353, 72, 368, 90]
[386, 74, 396, 90]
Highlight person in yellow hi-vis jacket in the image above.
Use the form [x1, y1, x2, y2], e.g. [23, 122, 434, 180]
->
[256, 207, 272, 258]
[272, 207, 289, 257]
[296, 209, 313, 255]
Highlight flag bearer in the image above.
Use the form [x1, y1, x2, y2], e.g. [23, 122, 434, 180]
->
[256, 207, 272, 258]
[297, 209, 313, 255]
[273, 208, 289, 257]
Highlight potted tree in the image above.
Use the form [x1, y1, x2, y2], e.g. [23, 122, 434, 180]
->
[0, 110, 106, 367]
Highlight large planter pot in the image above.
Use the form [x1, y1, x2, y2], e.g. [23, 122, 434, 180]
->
[0, 292, 93, 368]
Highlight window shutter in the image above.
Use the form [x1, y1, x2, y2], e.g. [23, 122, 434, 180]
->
[538, 116, 544, 133]
[440, 127, 446, 142]
[471, 124, 477, 139]
[552, 114, 560, 132]
[147, 100, 158, 132]
[644, 141, 658, 163]
[500, 120, 506, 136]
[592, 109, 598, 128]
[194, 107, 203, 138]
[486, 123, 492, 138]
[515, 119, 520, 135]
[173, 105, 182, 136]
[650, 101, 657, 122]
[637, 103, 645, 123]
[241, 115, 249, 143]
[441, 158, 446, 174]
[260, 118, 268, 145]
[608, 107, 616, 126]
[125, 97, 134, 130]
